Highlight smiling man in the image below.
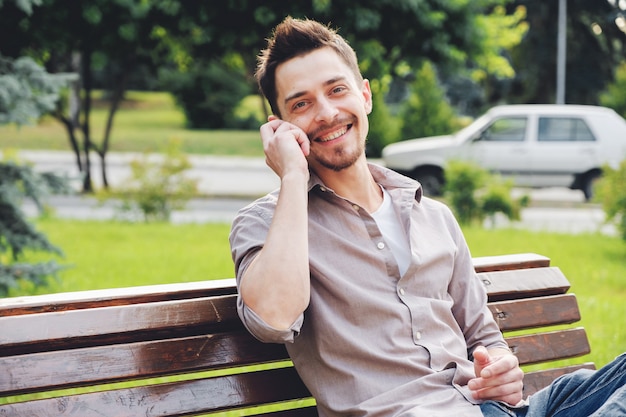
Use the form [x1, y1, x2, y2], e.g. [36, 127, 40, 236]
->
[229, 16, 625, 417]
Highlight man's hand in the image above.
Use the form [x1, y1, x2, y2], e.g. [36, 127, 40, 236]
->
[260, 116, 310, 180]
[468, 346, 524, 405]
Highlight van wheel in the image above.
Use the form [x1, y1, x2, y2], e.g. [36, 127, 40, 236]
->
[582, 172, 601, 202]
[412, 169, 444, 196]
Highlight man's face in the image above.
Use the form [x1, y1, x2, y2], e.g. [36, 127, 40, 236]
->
[274, 47, 372, 172]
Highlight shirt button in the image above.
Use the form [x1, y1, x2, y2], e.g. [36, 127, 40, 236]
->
[377, 242, 385, 250]
[320, 186, 326, 192]
[399, 288, 405, 296]
[415, 331, 422, 340]
[353, 204, 360, 211]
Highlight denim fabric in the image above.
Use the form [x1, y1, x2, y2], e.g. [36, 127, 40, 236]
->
[480, 353, 626, 417]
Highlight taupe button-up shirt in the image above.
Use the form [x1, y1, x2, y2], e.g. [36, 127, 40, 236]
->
[229, 164, 508, 417]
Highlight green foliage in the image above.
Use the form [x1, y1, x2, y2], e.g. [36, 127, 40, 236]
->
[159, 57, 251, 129]
[599, 61, 626, 119]
[0, 54, 71, 125]
[594, 160, 626, 241]
[0, 160, 71, 296]
[366, 77, 401, 157]
[444, 160, 526, 226]
[103, 139, 199, 222]
[399, 61, 461, 140]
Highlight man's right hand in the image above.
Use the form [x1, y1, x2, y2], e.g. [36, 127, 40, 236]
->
[260, 117, 310, 180]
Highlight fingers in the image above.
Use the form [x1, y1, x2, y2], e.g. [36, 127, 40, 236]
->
[469, 349, 524, 405]
[261, 118, 310, 156]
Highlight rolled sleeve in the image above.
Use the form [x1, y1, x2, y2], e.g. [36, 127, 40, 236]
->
[237, 296, 304, 343]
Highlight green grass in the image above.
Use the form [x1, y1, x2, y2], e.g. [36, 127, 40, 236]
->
[14, 219, 626, 370]
[0, 90, 264, 156]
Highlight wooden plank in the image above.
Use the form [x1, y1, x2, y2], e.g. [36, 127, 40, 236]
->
[473, 253, 550, 273]
[480, 267, 571, 302]
[488, 294, 581, 332]
[0, 295, 240, 355]
[0, 332, 289, 396]
[506, 328, 591, 366]
[523, 363, 596, 397]
[0, 367, 314, 417]
[0, 279, 238, 316]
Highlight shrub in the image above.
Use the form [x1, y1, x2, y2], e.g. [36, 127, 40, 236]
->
[0, 159, 71, 296]
[366, 77, 401, 157]
[102, 138, 199, 222]
[599, 61, 626, 119]
[399, 61, 461, 141]
[159, 57, 250, 129]
[444, 160, 527, 226]
[594, 160, 626, 240]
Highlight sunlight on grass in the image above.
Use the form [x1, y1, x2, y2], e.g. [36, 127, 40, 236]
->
[0, 90, 264, 156]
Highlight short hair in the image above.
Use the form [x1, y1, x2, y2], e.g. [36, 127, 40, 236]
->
[256, 16, 362, 117]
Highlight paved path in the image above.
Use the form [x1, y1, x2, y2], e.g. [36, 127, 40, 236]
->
[13, 150, 617, 236]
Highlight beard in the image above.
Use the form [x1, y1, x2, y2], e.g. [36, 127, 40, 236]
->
[312, 139, 365, 172]
[307, 115, 367, 172]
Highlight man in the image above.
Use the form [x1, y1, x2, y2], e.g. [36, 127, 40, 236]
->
[229, 16, 625, 417]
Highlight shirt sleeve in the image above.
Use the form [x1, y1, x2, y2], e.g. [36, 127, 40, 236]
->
[229, 195, 305, 344]
[443, 207, 509, 354]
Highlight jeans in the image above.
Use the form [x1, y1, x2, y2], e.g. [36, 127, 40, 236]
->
[480, 353, 626, 417]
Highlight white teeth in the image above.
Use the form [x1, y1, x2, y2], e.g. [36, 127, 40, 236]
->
[319, 126, 347, 142]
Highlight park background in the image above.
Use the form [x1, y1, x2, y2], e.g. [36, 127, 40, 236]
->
[1, 0, 625, 373]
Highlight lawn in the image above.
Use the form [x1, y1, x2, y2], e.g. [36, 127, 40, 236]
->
[0, 91, 264, 156]
[15, 218, 626, 371]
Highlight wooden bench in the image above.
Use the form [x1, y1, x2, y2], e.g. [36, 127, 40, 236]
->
[0, 253, 595, 416]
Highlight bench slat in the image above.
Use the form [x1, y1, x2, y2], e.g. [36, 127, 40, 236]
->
[506, 328, 591, 366]
[473, 253, 550, 273]
[0, 253, 551, 316]
[0, 279, 238, 316]
[489, 294, 581, 331]
[0, 331, 289, 396]
[0, 367, 312, 417]
[0, 295, 241, 355]
[480, 267, 570, 301]
[523, 363, 597, 397]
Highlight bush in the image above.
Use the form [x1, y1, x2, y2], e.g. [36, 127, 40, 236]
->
[0, 159, 71, 296]
[594, 160, 626, 240]
[444, 160, 527, 226]
[599, 61, 626, 119]
[102, 139, 199, 222]
[399, 61, 461, 140]
[159, 57, 251, 129]
[366, 77, 401, 157]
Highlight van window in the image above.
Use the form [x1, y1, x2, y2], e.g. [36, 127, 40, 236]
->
[480, 117, 527, 142]
[538, 117, 596, 142]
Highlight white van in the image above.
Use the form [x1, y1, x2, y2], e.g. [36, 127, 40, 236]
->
[382, 105, 626, 200]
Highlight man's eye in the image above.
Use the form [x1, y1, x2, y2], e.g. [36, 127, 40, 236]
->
[294, 101, 307, 110]
[332, 86, 347, 94]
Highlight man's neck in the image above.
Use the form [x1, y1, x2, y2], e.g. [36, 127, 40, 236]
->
[314, 159, 383, 213]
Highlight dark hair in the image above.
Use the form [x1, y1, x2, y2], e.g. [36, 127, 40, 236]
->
[256, 16, 362, 117]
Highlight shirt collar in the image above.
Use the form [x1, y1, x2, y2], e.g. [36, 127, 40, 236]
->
[307, 163, 422, 203]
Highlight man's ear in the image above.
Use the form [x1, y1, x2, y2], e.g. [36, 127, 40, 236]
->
[362, 79, 373, 115]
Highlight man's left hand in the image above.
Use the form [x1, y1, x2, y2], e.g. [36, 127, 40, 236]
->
[468, 346, 524, 405]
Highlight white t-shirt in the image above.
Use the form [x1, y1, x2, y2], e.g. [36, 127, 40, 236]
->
[371, 186, 411, 276]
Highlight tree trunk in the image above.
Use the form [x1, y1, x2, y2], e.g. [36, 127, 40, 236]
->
[80, 48, 93, 194]
[97, 70, 129, 189]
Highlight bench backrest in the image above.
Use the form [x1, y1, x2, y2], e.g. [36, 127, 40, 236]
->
[0, 253, 594, 416]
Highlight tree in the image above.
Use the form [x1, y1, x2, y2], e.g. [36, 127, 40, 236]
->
[600, 61, 626, 118]
[0, 0, 70, 297]
[0, 0, 188, 192]
[399, 61, 461, 141]
[501, 0, 626, 106]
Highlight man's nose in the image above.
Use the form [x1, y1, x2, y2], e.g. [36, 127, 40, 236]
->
[315, 97, 339, 123]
